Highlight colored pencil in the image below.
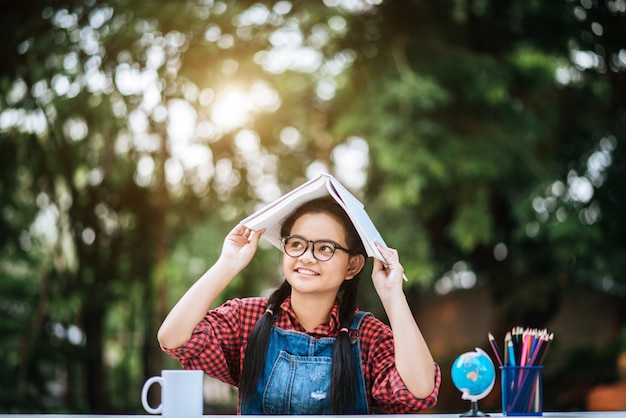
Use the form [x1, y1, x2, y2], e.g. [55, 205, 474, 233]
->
[506, 332, 516, 366]
[498, 326, 554, 415]
[488, 332, 504, 366]
[537, 332, 554, 365]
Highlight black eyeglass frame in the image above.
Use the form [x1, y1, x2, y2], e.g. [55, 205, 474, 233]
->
[280, 235, 352, 262]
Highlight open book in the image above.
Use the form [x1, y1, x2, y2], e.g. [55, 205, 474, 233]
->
[241, 173, 399, 272]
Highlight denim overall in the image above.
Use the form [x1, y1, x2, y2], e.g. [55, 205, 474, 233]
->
[241, 311, 371, 415]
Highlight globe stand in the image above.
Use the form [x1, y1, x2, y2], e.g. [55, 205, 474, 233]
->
[460, 400, 489, 417]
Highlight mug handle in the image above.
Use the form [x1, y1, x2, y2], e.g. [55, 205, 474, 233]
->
[141, 376, 163, 414]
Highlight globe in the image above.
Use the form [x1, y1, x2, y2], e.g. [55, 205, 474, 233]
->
[451, 347, 496, 417]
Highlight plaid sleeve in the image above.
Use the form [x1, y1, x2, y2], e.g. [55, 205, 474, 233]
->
[161, 297, 266, 387]
[360, 316, 441, 413]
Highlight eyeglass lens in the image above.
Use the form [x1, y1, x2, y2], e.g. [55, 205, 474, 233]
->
[283, 236, 340, 261]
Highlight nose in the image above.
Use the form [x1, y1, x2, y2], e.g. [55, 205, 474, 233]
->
[298, 241, 317, 261]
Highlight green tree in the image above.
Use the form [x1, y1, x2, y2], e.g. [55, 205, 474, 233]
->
[2, 0, 625, 413]
[328, 0, 626, 409]
[0, 0, 376, 412]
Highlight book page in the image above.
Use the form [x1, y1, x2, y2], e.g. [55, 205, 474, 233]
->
[240, 176, 329, 249]
[241, 174, 405, 280]
[326, 178, 386, 260]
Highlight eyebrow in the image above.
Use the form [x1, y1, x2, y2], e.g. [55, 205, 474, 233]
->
[288, 234, 345, 245]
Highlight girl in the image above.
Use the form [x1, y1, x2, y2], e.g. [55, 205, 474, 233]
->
[158, 197, 440, 414]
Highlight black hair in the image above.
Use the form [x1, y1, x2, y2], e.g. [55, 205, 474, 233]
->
[239, 196, 367, 413]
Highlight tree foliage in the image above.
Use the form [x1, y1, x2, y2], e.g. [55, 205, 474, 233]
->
[1, 0, 625, 413]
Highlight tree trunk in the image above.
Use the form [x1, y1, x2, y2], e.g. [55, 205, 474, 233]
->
[84, 302, 107, 412]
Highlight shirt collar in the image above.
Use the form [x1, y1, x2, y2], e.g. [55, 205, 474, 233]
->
[279, 296, 342, 337]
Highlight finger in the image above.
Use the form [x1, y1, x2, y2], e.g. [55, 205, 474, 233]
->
[231, 223, 248, 235]
[372, 257, 384, 271]
[376, 243, 399, 264]
[248, 228, 265, 245]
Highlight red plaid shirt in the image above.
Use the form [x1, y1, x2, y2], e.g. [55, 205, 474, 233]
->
[162, 296, 440, 414]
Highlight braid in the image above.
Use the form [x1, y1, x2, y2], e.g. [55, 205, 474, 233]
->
[330, 276, 361, 413]
[239, 281, 291, 405]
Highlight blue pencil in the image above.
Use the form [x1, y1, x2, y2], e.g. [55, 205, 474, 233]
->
[506, 332, 516, 366]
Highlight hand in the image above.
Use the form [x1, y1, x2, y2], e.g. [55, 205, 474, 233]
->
[371, 241, 405, 301]
[219, 224, 265, 271]
[158, 224, 265, 350]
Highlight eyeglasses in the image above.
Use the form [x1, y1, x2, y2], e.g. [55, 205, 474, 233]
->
[281, 235, 351, 262]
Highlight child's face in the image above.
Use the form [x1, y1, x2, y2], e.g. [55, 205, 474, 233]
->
[282, 212, 357, 300]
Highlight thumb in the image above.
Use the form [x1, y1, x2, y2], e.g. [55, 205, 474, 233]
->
[371, 257, 384, 274]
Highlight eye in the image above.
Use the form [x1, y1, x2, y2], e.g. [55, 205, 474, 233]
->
[287, 238, 305, 250]
[316, 241, 335, 254]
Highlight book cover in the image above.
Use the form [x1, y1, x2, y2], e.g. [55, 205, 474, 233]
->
[240, 173, 387, 261]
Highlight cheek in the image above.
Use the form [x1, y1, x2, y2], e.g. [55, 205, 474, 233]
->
[282, 254, 293, 271]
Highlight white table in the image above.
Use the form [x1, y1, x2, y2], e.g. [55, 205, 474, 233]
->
[1, 413, 625, 417]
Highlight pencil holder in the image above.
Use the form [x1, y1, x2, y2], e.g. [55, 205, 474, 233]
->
[501, 366, 543, 416]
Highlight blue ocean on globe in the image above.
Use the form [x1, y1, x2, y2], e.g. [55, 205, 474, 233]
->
[451, 347, 496, 401]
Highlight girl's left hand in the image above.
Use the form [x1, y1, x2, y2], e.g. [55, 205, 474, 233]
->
[371, 241, 405, 301]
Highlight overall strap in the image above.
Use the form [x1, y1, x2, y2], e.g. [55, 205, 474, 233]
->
[348, 311, 371, 343]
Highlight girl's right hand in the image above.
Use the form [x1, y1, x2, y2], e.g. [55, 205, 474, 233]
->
[219, 224, 265, 271]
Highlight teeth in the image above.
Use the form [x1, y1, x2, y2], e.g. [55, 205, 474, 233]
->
[296, 268, 317, 276]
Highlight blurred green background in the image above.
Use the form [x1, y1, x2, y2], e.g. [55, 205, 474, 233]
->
[1, 0, 625, 414]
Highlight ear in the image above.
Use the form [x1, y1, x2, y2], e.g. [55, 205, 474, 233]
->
[345, 254, 366, 280]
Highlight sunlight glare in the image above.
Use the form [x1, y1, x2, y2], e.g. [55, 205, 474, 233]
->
[167, 99, 197, 144]
[211, 82, 281, 131]
[434, 261, 477, 295]
[306, 161, 330, 179]
[332, 136, 369, 189]
[572, 50, 599, 70]
[250, 82, 281, 111]
[234, 129, 260, 153]
[280, 126, 301, 148]
[135, 155, 155, 187]
[235, 3, 271, 26]
[165, 158, 184, 185]
[567, 173, 593, 203]
[255, 175, 282, 203]
[212, 88, 250, 130]
[259, 46, 322, 73]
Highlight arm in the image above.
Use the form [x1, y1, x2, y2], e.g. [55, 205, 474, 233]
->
[157, 225, 264, 349]
[370, 242, 436, 399]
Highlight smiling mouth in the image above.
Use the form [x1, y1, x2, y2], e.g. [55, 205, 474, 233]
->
[295, 268, 319, 276]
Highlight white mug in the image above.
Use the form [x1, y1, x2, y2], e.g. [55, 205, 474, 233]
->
[141, 369, 204, 418]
